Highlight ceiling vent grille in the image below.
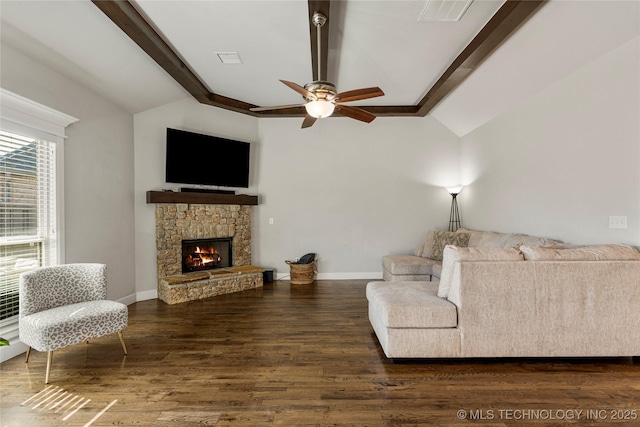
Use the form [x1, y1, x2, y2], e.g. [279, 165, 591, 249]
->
[418, 0, 474, 22]
[215, 52, 243, 64]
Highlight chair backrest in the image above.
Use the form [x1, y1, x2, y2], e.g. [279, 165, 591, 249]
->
[19, 263, 107, 317]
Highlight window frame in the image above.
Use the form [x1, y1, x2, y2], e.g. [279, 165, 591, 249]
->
[0, 88, 77, 362]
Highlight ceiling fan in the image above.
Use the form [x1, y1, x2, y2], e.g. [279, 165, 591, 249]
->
[249, 12, 385, 129]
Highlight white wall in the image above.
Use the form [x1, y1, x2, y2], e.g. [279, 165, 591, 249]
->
[459, 36, 640, 247]
[255, 116, 460, 278]
[133, 98, 260, 298]
[133, 105, 460, 292]
[1, 42, 136, 302]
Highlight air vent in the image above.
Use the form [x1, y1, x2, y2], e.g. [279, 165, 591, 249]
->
[215, 52, 243, 64]
[418, 0, 474, 22]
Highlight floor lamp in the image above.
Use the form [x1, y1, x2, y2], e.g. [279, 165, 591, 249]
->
[446, 186, 463, 232]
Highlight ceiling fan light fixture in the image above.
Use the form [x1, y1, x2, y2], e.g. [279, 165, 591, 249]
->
[305, 99, 335, 118]
[248, 11, 383, 128]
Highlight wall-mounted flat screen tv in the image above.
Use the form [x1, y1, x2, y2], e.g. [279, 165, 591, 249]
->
[165, 128, 250, 188]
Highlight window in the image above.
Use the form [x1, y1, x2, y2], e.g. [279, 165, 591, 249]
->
[0, 89, 77, 359]
[0, 130, 57, 320]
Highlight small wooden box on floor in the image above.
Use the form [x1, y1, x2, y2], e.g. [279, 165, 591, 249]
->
[158, 265, 265, 304]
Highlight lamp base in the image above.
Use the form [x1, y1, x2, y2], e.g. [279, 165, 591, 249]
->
[449, 193, 461, 232]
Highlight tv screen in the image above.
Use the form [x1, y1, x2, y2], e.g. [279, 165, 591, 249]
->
[165, 128, 250, 188]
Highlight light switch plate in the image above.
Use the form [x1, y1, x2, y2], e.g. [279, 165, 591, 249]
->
[609, 216, 627, 229]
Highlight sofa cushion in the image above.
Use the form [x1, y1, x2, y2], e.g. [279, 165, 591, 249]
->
[431, 263, 442, 279]
[456, 228, 558, 249]
[503, 233, 559, 248]
[366, 281, 457, 328]
[382, 255, 441, 275]
[19, 300, 128, 352]
[520, 244, 640, 261]
[420, 231, 436, 258]
[383, 270, 432, 282]
[438, 246, 524, 298]
[428, 231, 470, 261]
[456, 228, 507, 248]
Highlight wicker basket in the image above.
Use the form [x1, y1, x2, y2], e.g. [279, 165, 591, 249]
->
[286, 260, 316, 285]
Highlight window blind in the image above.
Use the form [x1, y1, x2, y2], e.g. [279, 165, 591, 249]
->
[0, 130, 57, 320]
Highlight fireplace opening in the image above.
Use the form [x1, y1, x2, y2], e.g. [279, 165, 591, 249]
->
[182, 238, 232, 273]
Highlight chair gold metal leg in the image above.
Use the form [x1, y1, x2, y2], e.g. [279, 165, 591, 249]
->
[45, 351, 53, 384]
[25, 347, 32, 363]
[118, 331, 128, 355]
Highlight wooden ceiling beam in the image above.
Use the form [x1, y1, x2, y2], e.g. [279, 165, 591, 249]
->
[91, 0, 258, 115]
[416, 0, 547, 116]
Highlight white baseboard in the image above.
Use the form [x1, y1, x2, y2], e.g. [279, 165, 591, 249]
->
[0, 341, 28, 363]
[117, 290, 158, 305]
[317, 272, 383, 280]
[0, 319, 24, 362]
[275, 272, 382, 281]
[136, 289, 158, 302]
[118, 293, 137, 306]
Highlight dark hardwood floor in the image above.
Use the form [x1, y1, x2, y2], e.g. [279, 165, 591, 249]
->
[1, 280, 639, 426]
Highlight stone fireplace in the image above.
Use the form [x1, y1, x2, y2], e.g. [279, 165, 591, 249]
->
[148, 191, 263, 304]
[155, 203, 252, 277]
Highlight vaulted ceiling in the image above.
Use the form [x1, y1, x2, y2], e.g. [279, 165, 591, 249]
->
[1, 1, 638, 136]
[89, 0, 544, 120]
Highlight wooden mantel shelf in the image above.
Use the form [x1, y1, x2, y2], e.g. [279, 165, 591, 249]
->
[146, 191, 258, 205]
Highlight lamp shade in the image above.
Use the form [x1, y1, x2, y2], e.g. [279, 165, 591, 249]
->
[305, 100, 335, 118]
[446, 185, 464, 195]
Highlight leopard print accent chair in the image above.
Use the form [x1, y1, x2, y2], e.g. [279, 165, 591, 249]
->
[19, 263, 128, 383]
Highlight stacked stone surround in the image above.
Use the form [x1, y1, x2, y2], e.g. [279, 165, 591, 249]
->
[155, 203, 263, 304]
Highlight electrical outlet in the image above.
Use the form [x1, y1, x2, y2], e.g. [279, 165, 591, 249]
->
[269, 218, 274, 225]
[609, 216, 627, 229]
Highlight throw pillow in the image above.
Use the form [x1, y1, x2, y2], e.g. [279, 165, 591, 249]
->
[456, 227, 482, 247]
[420, 231, 435, 258]
[429, 231, 470, 261]
[414, 233, 430, 256]
[437, 246, 524, 299]
[520, 244, 640, 261]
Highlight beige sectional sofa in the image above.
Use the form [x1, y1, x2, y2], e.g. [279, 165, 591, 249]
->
[369, 229, 640, 359]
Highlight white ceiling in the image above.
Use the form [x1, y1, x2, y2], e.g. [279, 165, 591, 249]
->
[1, 0, 638, 136]
[131, 0, 505, 107]
[432, 0, 640, 136]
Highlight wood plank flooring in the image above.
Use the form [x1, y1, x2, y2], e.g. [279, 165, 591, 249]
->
[1, 280, 639, 426]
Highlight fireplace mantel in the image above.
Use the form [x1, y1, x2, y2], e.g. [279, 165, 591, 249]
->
[146, 190, 258, 205]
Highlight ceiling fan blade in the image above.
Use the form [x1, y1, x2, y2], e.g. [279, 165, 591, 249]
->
[335, 87, 384, 103]
[280, 80, 316, 100]
[301, 115, 317, 129]
[249, 104, 305, 112]
[334, 104, 376, 123]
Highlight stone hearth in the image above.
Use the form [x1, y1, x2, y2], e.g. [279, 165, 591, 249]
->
[158, 265, 264, 305]
[151, 195, 263, 304]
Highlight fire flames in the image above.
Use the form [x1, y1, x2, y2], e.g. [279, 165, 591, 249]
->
[184, 246, 222, 271]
